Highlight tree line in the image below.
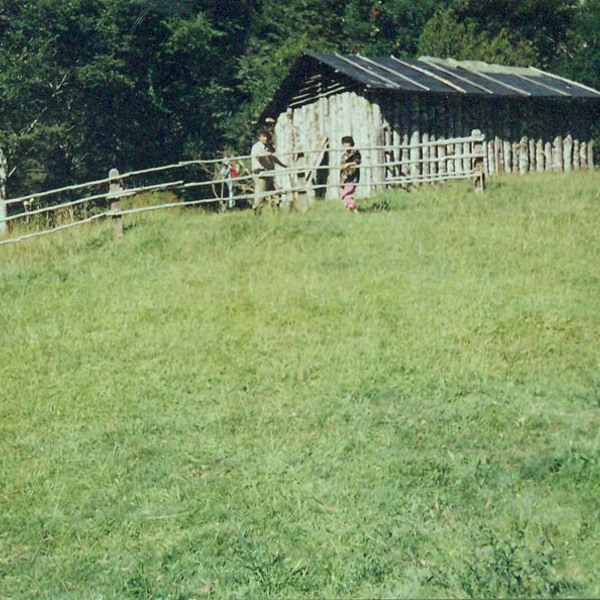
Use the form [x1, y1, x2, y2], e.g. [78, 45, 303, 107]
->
[1, 0, 598, 197]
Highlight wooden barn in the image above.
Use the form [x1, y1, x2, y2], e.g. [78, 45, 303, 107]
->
[260, 52, 600, 199]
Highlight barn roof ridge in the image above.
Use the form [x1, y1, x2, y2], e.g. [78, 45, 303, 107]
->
[258, 50, 600, 121]
[304, 50, 600, 99]
[420, 56, 536, 76]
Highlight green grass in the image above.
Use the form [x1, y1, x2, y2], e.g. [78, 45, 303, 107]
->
[1, 171, 599, 599]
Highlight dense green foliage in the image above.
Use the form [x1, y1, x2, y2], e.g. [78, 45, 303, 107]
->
[0, 0, 598, 196]
[1, 173, 600, 597]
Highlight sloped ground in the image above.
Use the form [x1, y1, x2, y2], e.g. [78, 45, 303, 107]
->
[1, 172, 599, 598]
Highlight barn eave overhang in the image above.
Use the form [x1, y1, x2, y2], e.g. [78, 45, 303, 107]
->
[258, 51, 600, 121]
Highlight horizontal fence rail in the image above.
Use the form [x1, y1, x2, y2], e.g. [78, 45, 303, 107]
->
[0, 131, 485, 245]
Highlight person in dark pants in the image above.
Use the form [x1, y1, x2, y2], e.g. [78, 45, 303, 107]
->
[250, 129, 287, 214]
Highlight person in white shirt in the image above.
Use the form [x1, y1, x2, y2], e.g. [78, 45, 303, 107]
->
[250, 129, 287, 214]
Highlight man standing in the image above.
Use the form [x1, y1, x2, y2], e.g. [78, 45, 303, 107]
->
[251, 128, 286, 214]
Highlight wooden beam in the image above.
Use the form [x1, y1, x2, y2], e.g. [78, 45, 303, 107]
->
[334, 54, 398, 89]
[0, 148, 7, 237]
[529, 67, 600, 97]
[390, 56, 466, 93]
[455, 64, 531, 96]
[514, 73, 570, 97]
[419, 59, 495, 94]
[356, 55, 430, 91]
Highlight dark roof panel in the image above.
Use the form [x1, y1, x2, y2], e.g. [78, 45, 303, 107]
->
[308, 53, 387, 88]
[401, 59, 491, 95]
[303, 51, 600, 99]
[451, 68, 516, 95]
[533, 73, 598, 98]
[378, 57, 450, 92]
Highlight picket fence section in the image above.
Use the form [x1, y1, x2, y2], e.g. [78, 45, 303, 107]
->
[0, 131, 485, 245]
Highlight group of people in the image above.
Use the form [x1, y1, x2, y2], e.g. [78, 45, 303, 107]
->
[250, 128, 361, 214]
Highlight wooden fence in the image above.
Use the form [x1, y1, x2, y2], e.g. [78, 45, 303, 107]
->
[0, 130, 485, 245]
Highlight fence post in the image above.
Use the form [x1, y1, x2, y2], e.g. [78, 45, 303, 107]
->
[108, 168, 123, 241]
[0, 148, 7, 237]
[472, 129, 486, 194]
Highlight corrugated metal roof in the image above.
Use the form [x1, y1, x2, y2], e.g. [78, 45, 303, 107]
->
[306, 51, 600, 99]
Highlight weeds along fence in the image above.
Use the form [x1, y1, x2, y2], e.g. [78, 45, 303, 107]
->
[0, 130, 485, 245]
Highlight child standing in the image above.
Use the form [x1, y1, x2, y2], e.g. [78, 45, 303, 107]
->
[340, 136, 361, 212]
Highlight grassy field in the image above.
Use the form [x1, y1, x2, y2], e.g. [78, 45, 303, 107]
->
[1, 172, 599, 599]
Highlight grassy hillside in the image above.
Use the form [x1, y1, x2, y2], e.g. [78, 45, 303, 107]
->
[1, 172, 599, 599]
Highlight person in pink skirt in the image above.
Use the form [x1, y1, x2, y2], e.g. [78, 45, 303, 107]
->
[340, 136, 361, 213]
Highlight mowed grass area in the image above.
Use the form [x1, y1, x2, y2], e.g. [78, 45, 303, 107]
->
[1, 172, 599, 599]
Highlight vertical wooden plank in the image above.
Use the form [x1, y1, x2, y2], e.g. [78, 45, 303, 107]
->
[445, 97, 454, 175]
[410, 95, 420, 182]
[486, 138, 495, 176]
[544, 141, 552, 171]
[579, 141, 587, 169]
[0, 147, 7, 237]
[430, 134, 437, 177]
[392, 98, 402, 179]
[512, 141, 520, 174]
[519, 136, 529, 175]
[573, 138, 580, 170]
[422, 132, 430, 180]
[431, 97, 441, 177]
[536, 139, 545, 172]
[495, 135, 503, 174]
[462, 98, 472, 173]
[333, 94, 344, 197]
[371, 96, 385, 193]
[472, 129, 485, 193]
[438, 142, 446, 176]
[421, 97, 430, 181]
[563, 134, 573, 172]
[552, 136, 563, 172]
[108, 168, 123, 241]
[503, 140, 512, 174]
[401, 95, 410, 180]
[358, 92, 370, 196]
[528, 137, 536, 173]
[588, 140, 595, 169]
[453, 98, 463, 174]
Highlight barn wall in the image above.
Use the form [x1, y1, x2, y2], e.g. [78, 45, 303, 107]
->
[375, 94, 597, 177]
[274, 89, 385, 199]
[274, 88, 598, 200]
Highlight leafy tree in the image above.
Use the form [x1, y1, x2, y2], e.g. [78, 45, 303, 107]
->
[0, 0, 250, 197]
[0, 0, 596, 200]
[342, 0, 437, 56]
[231, 0, 347, 149]
[555, 0, 600, 89]
[451, 0, 578, 68]
[421, 0, 579, 67]
[417, 7, 537, 65]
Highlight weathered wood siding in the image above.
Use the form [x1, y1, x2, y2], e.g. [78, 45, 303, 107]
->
[274, 85, 598, 199]
[275, 88, 384, 199]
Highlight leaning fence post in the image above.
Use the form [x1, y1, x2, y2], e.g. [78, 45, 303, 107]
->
[0, 148, 8, 237]
[108, 168, 123, 241]
[472, 129, 486, 194]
